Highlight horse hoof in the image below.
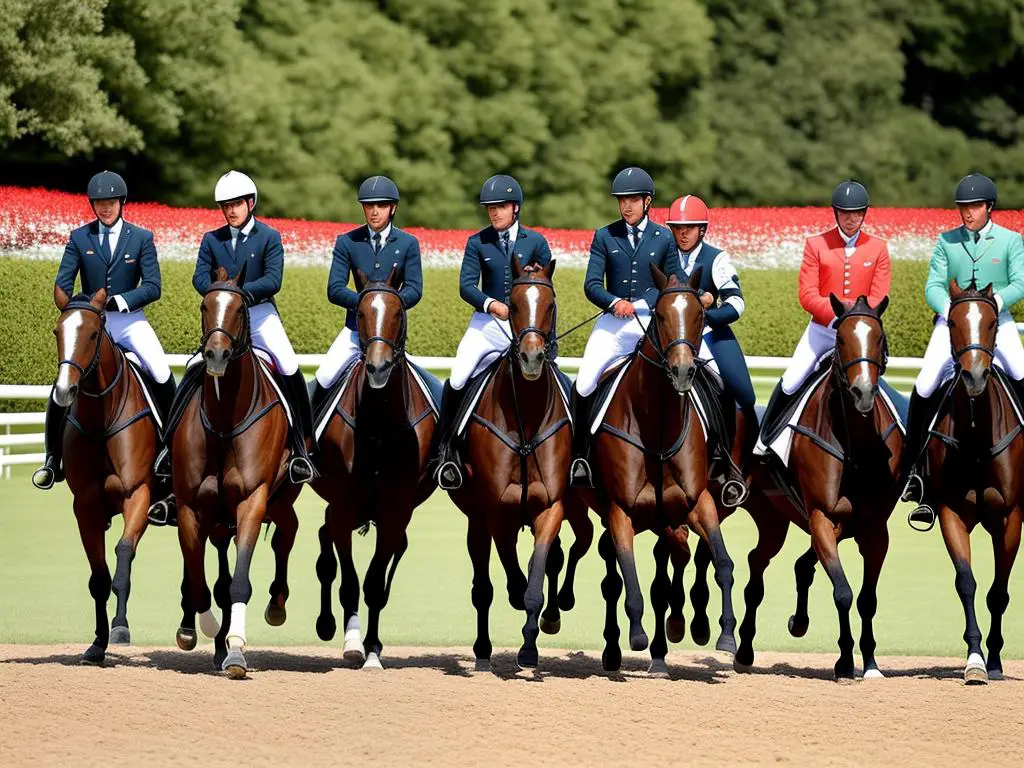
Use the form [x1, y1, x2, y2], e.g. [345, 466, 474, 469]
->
[734, 645, 754, 670]
[264, 602, 287, 627]
[109, 626, 131, 646]
[863, 668, 885, 680]
[666, 616, 686, 644]
[602, 647, 622, 673]
[343, 637, 365, 665]
[362, 652, 383, 670]
[474, 658, 492, 673]
[517, 647, 539, 670]
[987, 667, 1003, 681]
[965, 655, 988, 685]
[629, 631, 649, 652]
[222, 650, 248, 679]
[690, 617, 711, 646]
[715, 633, 737, 657]
[557, 592, 576, 612]
[80, 644, 105, 666]
[788, 614, 809, 638]
[539, 616, 561, 635]
[316, 615, 337, 642]
[176, 627, 197, 651]
[834, 662, 856, 681]
[647, 658, 670, 679]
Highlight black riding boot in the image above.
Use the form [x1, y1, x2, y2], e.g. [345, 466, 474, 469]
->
[152, 374, 176, 428]
[717, 405, 753, 508]
[154, 365, 205, 480]
[32, 397, 69, 489]
[284, 371, 317, 484]
[436, 381, 468, 490]
[570, 389, 594, 488]
[757, 381, 799, 453]
[901, 389, 943, 530]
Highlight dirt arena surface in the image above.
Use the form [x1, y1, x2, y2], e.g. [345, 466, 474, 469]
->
[2, 644, 1023, 767]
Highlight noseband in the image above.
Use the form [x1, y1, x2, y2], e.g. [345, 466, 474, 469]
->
[200, 284, 251, 359]
[510, 276, 558, 363]
[949, 293, 998, 364]
[639, 285, 705, 375]
[357, 284, 407, 358]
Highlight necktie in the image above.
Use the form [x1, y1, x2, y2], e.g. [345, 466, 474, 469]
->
[99, 228, 112, 262]
[501, 230, 511, 255]
[974, 231, 981, 243]
[372, 232, 381, 255]
[630, 225, 641, 250]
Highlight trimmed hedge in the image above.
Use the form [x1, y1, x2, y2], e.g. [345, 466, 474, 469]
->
[2, 257, 1014, 388]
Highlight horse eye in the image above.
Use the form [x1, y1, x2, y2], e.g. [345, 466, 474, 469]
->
[90, 331, 98, 340]
[510, 305, 519, 314]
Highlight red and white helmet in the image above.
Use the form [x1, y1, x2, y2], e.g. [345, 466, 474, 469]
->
[666, 194, 709, 226]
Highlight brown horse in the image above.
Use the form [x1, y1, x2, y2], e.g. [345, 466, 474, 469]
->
[173, 266, 301, 678]
[46, 287, 161, 664]
[448, 257, 591, 671]
[923, 280, 1024, 684]
[578, 265, 737, 675]
[737, 294, 901, 679]
[312, 268, 438, 669]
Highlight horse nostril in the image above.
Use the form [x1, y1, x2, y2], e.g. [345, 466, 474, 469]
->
[204, 349, 214, 359]
[366, 362, 376, 374]
[520, 352, 530, 365]
[537, 350, 545, 361]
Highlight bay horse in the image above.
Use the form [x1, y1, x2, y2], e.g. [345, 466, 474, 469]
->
[47, 287, 160, 664]
[312, 268, 438, 669]
[579, 264, 738, 675]
[737, 294, 901, 679]
[923, 280, 1024, 684]
[174, 266, 301, 678]
[448, 257, 591, 671]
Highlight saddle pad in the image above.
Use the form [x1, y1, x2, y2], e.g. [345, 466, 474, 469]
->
[456, 363, 500, 437]
[256, 356, 293, 429]
[313, 358, 360, 442]
[408, 361, 443, 416]
[123, 355, 163, 431]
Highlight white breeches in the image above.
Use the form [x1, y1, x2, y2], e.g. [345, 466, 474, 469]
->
[575, 302, 651, 397]
[450, 312, 511, 390]
[915, 313, 1024, 397]
[106, 310, 171, 383]
[315, 327, 359, 388]
[780, 321, 837, 395]
[249, 303, 298, 376]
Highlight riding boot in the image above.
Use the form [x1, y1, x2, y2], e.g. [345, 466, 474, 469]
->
[310, 379, 333, 424]
[31, 397, 69, 489]
[436, 381, 468, 490]
[901, 389, 943, 531]
[719, 405, 755, 508]
[569, 389, 595, 488]
[152, 374, 177, 429]
[154, 365, 204, 480]
[284, 371, 317, 484]
[756, 381, 798, 453]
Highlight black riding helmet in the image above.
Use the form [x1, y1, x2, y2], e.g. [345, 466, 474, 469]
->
[831, 180, 869, 211]
[358, 175, 399, 223]
[611, 167, 655, 219]
[955, 173, 997, 207]
[87, 170, 127, 224]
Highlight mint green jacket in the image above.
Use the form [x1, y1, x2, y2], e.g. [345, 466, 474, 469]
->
[925, 223, 1024, 315]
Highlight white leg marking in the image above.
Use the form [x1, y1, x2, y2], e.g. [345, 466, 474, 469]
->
[227, 602, 247, 650]
[363, 652, 383, 670]
[343, 614, 365, 660]
[863, 668, 885, 680]
[198, 609, 220, 638]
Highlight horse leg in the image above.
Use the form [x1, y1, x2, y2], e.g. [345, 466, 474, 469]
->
[539, 534, 564, 635]
[222, 486, 269, 679]
[647, 534, 672, 677]
[314, 512, 338, 641]
[607, 502, 647, 652]
[666, 527, 691, 644]
[175, 561, 198, 651]
[211, 531, 232, 670]
[789, 547, 817, 637]
[598, 528, 623, 672]
[855, 522, 889, 679]
[688, 537, 712, 646]
[688, 490, 737, 655]
[74, 494, 111, 665]
[109, 483, 151, 646]
[361, 516, 409, 669]
[466, 510, 494, 671]
[177, 501, 216, 643]
[736, 511, 789, 670]
[984, 508, 1021, 680]
[493, 523, 527, 611]
[808, 509, 855, 680]
[938, 504, 986, 683]
[331, 511, 363, 664]
[558, 494, 594, 611]
[518, 502, 564, 670]
[265, 505, 298, 627]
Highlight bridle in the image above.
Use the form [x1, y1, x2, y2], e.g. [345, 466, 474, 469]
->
[949, 292, 998, 365]
[638, 284, 706, 378]
[832, 309, 888, 389]
[357, 284, 407, 359]
[57, 302, 124, 398]
[509, 275, 558, 365]
[200, 283, 252, 359]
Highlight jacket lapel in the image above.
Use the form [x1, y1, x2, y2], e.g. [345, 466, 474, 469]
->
[110, 225, 132, 269]
[87, 222, 104, 265]
[612, 221, 633, 258]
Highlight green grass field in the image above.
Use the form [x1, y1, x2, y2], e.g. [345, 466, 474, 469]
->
[1, 466, 1020, 659]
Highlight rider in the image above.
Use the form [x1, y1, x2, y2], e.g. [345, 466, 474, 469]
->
[156, 170, 315, 485]
[311, 175, 423, 411]
[570, 167, 682, 487]
[33, 171, 175, 490]
[901, 173, 1024, 525]
[435, 174, 553, 490]
[667, 194, 756, 505]
[757, 180, 892, 454]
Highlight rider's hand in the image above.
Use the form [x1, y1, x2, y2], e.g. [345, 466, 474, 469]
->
[699, 292, 714, 309]
[488, 301, 510, 321]
[612, 300, 635, 319]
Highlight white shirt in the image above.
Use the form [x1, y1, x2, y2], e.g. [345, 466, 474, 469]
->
[627, 216, 648, 250]
[100, 219, 131, 313]
[482, 222, 519, 313]
[967, 219, 993, 242]
[368, 222, 392, 250]
[230, 216, 256, 250]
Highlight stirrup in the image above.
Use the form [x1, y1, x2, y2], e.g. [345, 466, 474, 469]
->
[900, 472, 924, 504]
[907, 503, 936, 533]
[721, 478, 749, 508]
[438, 460, 464, 491]
[288, 456, 316, 485]
[154, 447, 171, 480]
[570, 457, 593, 488]
[148, 496, 178, 527]
[31, 465, 56, 490]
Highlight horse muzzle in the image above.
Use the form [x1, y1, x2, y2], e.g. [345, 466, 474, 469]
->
[203, 345, 231, 377]
[669, 362, 696, 394]
[849, 379, 878, 414]
[963, 366, 990, 399]
[365, 356, 394, 389]
[53, 365, 81, 407]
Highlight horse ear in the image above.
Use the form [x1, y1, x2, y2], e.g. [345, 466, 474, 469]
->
[829, 293, 846, 319]
[233, 262, 248, 286]
[544, 258, 556, 280]
[91, 288, 108, 310]
[214, 266, 229, 283]
[511, 256, 523, 280]
[54, 285, 70, 311]
[353, 269, 369, 292]
[688, 265, 703, 291]
[649, 262, 668, 291]
[873, 295, 889, 317]
[949, 279, 963, 298]
[981, 282, 995, 299]
[387, 265, 404, 289]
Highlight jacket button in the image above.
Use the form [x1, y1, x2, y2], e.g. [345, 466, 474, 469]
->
[374, 262, 380, 269]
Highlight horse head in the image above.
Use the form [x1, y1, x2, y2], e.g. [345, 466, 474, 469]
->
[948, 278, 997, 398]
[52, 286, 108, 407]
[354, 266, 406, 389]
[201, 264, 250, 377]
[649, 263, 705, 394]
[510, 257, 557, 381]
[830, 293, 889, 414]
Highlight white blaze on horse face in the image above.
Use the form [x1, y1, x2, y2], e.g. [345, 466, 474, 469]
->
[852, 319, 874, 381]
[55, 311, 86, 393]
[525, 285, 541, 329]
[966, 302, 984, 347]
[212, 291, 234, 333]
[671, 294, 689, 341]
[370, 294, 387, 338]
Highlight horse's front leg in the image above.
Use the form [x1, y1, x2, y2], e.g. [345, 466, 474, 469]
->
[647, 532, 672, 677]
[665, 526, 691, 645]
[558, 493, 594, 611]
[518, 501, 564, 670]
[735, 500, 789, 671]
[938, 503, 986, 683]
[808, 508, 855, 680]
[688, 537, 713, 646]
[222, 485, 269, 679]
[789, 547, 817, 638]
[854, 519, 889, 679]
[265, 502, 299, 627]
[176, 561, 197, 651]
[74, 491, 112, 665]
[687, 489, 737, 655]
[361, 512, 412, 669]
[539, 534, 564, 635]
[110, 482, 152, 646]
[607, 502, 647, 653]
[984, 507, 1021, 680]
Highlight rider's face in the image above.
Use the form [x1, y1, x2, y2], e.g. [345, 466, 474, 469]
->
[362, 202, 395, 232]
[618, 195, 649, 226]
[92, 198, 122, 227]
[957, 201, 990, 232]
[487, 203, 516, 231]
[670, 224, 703, 253]
[219, 198, 252, 228]
[836, 209, 866, 238]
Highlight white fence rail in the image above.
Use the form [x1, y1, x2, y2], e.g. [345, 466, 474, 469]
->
[0, 354, 929, 478]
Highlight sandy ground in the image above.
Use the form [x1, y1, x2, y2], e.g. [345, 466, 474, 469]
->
[2, 644, 1024, 767]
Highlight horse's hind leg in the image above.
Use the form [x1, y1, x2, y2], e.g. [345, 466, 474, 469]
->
[315, 511, 338, 641]
[688, 537, 712, 646]
[540, 534, 564, 635]
[666, 527, 691, 644]
[558, 494, 594, 611]
[688, 490, 737, 656]
[211, 531, 232, 670]
[330, 510, 363, 664]
[648, 534, 672, 677]
[266, 504, 299, 627]
[361, 514, 411, 668]
[74, 494, 112, 665]
[598, 529, 623, 672]
[178, 501, 215, 642]
[984, 508, 1021, 680]
[854, 521, 889, 679]
[493, 523, 527, 611]
[808, 509, 855, 680]
[467, 510, 494, 671]
[789, 546, 817, 637]
[518, 502, 564, 670]
[736, 508, 789, 670]
[110, 483, 151, 646]
[938, 504, 986, 683]
[176, 561, 198, 650]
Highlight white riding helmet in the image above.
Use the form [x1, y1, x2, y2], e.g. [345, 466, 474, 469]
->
[214, 170, 258, 206]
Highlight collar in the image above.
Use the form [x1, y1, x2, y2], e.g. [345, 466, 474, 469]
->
[837, 227, 860, 248]
[99, 218, 123, 236]
[368, 223, 392, 242]
[497, 221, 519, 242]
[230, 217, 256, 240]
[628, 216, 648, 235]
[679, 241, 703, 268]
[966, 219, 994, 241]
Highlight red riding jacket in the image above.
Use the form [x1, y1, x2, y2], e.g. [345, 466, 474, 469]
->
[798, 228, 892, 327]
